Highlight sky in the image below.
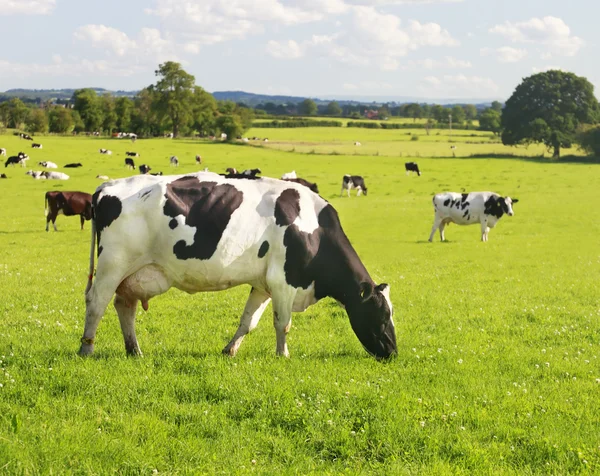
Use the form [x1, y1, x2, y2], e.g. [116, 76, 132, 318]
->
[0, 0, 597, 101]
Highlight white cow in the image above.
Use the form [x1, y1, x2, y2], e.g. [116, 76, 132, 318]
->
[42, 171, 70, 180]
[0, 148, 6, 156]
[354, 141, 361, 146]
[99, 149, 112, 155]
[429, 191, 518, 242]
[38, 161, 58, 169]
[281, 171, 297, 180]
[79, 173, 397, 360]
[26, 170, 46, 179]
[169, 156, 179, 167]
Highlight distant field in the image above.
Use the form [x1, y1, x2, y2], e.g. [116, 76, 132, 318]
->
[0, 132, 599, 474]
[253, 116, 479, 127]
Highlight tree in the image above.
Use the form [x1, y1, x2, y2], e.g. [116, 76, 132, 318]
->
[298, 98, 317, 116]
[491, 101, 503, 113]
[451, 105, 466, 125]
[115, 97, 134, 131]
[502, 70, 599, 158]
[101, 94, 118, 133]
[131, 86, 162, 136]
[26, 108, 49, 133]
[49, 107, 74, 133]
[191, 86, 217, 135]
[405, 103, 423, 122]
[463, 104, 478, 121]
[326, 101, 342, 116]
[478, 108, 502, 134]
[216, 114, 243, 141]
[73, 89, 103, 131]
[578, 125, 600, 156]
[431, 105, 450, 123]
[153, 61, 195, 137]
[71, 110, 85, 133]
[7, 98, 30, 129]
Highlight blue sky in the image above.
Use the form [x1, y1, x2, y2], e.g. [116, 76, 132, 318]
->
[0, 0, 597, 101]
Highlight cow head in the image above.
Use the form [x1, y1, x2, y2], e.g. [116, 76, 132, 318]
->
[485, 195, 518, 218]
[347, 282, 397, 360]
[502, 197, 518, 216]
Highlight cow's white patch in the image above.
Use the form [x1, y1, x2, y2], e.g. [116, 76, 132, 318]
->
[292, 282, 318, 312]
[380, 284, 394, 328]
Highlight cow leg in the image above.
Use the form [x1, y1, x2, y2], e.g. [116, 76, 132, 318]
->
[80, 214, 85, 230]
[429, 217, 441, 242]
[271, 289, 296, 357]
[114, 294, 142, 356]
[439, 222, 446, 241]
[340, 187, 344, 197]
[357, 188, 362, 197]
[222, 287, 271, 357]
[45, 214, 52, 232]
[480, 221, 488, 242]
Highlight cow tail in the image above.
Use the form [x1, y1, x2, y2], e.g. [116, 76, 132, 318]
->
[85, 218, 96, 295]
[44, 192, 48, 217]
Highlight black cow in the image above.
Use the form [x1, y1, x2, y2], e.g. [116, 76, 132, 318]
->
[405, 162, 421, 176]
[45, 191, 93, 231]
[242, 168, 261, 177]
[341, 175, 367, 197]
[150, 172, 163, 176]
[195, 155, 202, 164]
[32, 143, 43, 149]
[283, 177, 319, 194]
[126, 152, 139, 157]
[139, 164, 151, 174]
[64, 163, 83, 168]
[125, 158, 136, 170]
[0, 173, 7, 179]
[5, 152, 28, 168]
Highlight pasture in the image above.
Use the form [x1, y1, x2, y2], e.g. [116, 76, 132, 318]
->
[0, 131, 599, 474]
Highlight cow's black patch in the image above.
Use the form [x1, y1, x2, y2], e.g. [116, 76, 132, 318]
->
[484, 195, 504, 219]
[258, 240, 269, 258]
[461, 193, 468, 202]
[443, 199, 450, 207]
[275, 188, 301, 226]
[462, 209, 469, 218]
[98, 245, 103, 256]
[163, 177, 244, 260]
[461, 201, 469, 210]
[93, 193, 122, 249]
[220, 173, 260, 180]
[169, 218, 178, 229]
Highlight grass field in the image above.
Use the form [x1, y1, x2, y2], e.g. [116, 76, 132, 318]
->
[0, 131, 599, 474]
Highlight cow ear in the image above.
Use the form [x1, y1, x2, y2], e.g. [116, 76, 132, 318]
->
[512, 199, 519, 204]
[359, 282, 374, 303]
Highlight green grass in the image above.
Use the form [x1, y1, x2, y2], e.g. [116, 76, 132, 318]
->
[0, 131, 599, 474]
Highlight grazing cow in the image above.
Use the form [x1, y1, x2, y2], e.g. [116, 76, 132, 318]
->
[42, 171, 69, 180]
[26, 170, 46, 179]
[404, 162, 421, 176]
[0, 148, 6, 156]
[64, 163, 83, 168]
[150, 172, 163, 176]
[281, 171, 297, 180]
[263, 138, 269, 143]
[242, 168, 261, 177]
[5, 152, 29, 167]
[79, 173, 396, 360]
[125, 158, 136, 170]
[195, 155, 202, 164]
[96, 175, 109, 180]
[429, 192, 519, 242]
[354, 141, 361, 146]
[99, 149, 112, 155]
[283, 177, 319, 194]
[164, 132, 174, 138]
[45, 191, 93, 231]
[139, 164, 151, 175]
[341, 175, 367, 197]
[126, 151, 139, 157]
[38, 161, 58, 169]
[32, 143, 43, 149]
[20, 133, 33, 141]
[170, 156, 179, 167]
[0, 173, 7, 178]
[225, 167, 237, 175]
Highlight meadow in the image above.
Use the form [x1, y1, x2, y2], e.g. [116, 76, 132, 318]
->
[0, 130, 599, 474]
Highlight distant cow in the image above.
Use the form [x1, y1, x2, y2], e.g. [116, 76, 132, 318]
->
[283, 177, 319, 194]
[195, 155, 202, 164]
[99, 149, 112, 155]
[45, 191, 93, 231]
[170, 156, 179, 167]
[341, 175, 367, 197]
[64, 163, 83, 168]
[32, 143, 43, 149]
[38, 161, 58, 169]
[42, 171, 70, 180]
[0, 173, 7, 178]
[139, 164, 151, 175]
[0, 148, 6, 156]
[96, 175, 109, 180]
[225, 167, 237, 175]
[150, 172, 163, 176]
[20, 133, 33, 141]
[126, 152, 139, 157]
[5, 152, 28, 167]
[429, 191, 519, 242]
[242, 168, 261, 177]
[125, 158, 136, 170]
[26, 170, 46, 179]
[405, 162, 421, 176]
[281, 171, 297, 180]
[354, 142, 361, 146]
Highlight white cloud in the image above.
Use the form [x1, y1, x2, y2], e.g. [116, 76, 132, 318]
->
[266, 40, 304, 59]
[421, 74, 499, 97]
[74, 25, 137, 57]
[490, 16, 584, 56]
[480, 46, 527, 63]
[0, 59, 140, 78]
[346, 0, 463, 4]
[404, 56, 472, 70]
[532, 65, 563, 74]
[0, 0, 55, 15]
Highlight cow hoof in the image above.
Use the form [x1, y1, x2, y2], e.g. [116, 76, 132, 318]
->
[78, 344, 94, 356]
[125, 347, 143, 357]
[222, 345, 238, 357]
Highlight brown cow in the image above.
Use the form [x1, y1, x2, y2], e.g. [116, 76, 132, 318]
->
[45, 191, 93, 232]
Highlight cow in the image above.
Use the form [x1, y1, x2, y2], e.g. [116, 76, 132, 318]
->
[96, 175, 109, 180]
[429, 192, 519, 242]
[26, 170, 46, 179]
[225, 167, 237, 175]
[42, 171, 69, 180]
[19, 133, 33, 141]
[32, 143, 43, 149]
[0, 173, 7, 178]
[354, 141, 361, 146]
[0, 148, 6, 156]
[170, 156, 179, 167]
[99, 149, 112, 155]
[45, 191, 93, 232]
[263, 138, 269, 143]
[64, 163, 83, 168]
[79, 173, 397, 360]
[341, 175, 367, 197]
[126, 152, 139, 157]
[139, 164, 151, 175]
[405, 162, 421, 176]
[242, 168, 261, 177]
[195, 155, 202, 164]
[283, 177, 319, 194]
[38, 161, 58, 169]
[281, 171, 297, 180]
[5, 152, 28, 167]
[125, 158, 136, 170]
[150, 172, 163, 176]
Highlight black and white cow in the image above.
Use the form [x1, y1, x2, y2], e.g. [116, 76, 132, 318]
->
[139, 164, 151, 175]
[283, 177, 319, 194]
[99, 149, 112, 155]
[125, 158, 136, 170]
[64, 163, 83, 168]
[126, 151, 139, 157]
[32, 143, 43, 149]
[195, 155, 202, 164]
[405, 162, 421, 176]
[281, 171, 297, 180]
[79, 173, 397, 360]
[341, 175, 367, 197]
[150, 172, 163, 176]
[5, 152, 28, 167]
[170, 156, 179, 167]
[38, 161, 58, 169]
[429, 191, 519, 242]
[0, 148, 6, 156]
[242, 168, 261, 177]
[225, 167, 237, 175]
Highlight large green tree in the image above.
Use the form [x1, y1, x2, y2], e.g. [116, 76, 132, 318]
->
[154, 61, 195, 137]
[325, 101, 342, 116]
[101, 94, 118, 133]
[115, 97, 134, 132]
[298, 98, 317, 116]
[26, 108, 49, 133]
[49, 107, 74, 133]
[405, 103, 423, 122]
[191, 86, 217, 135]
[463, 104, 478, 121]
[478, 108, 502, 135]
[73, 89, 103, 131]
[502, 70, 599, 158]
[7, 98, 30, 129]
[451, 105, 466, 125]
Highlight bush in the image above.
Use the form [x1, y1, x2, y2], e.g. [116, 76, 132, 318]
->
[578, 126, 600, 157]
[411, 135, 419, 141]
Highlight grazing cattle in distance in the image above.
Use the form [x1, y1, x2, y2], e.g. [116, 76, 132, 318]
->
[354, 141, 361, 146]
[96, 175, 109, 180]
[64, 163, 83, 168]
[99, 149, 112, 155]
[19, 133, 33, 141]
[283, 177, 319, 194]
[32, 143, 43, 149]
[341, 175, 367, 197]
[126, 151, 139, 157]
[79, 173, 396, 360]
[225, 167, 237, 175]
[5, 154, 29, 167]
[429, 191, 519, 242]
[0, 173, 7, 178]
[0, 148, 6, 156]
[405, 162, 421, 176]
[170, 156, 179, 167]
[42, 171, 70, 180]
[150, 172, 163, 176]
[164, 132, 174, 138]
[281, 171, 297, 180]
[26, 170, 46, 179]
[45, 191, 93, 231]
[38, 161, 58, 169]
[195, 155, 202, 164]
[263, 138, 269, 143]
[139, 164, 151, 175]
[242, 168, 261, 177]
[125, 158, 136, 170]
